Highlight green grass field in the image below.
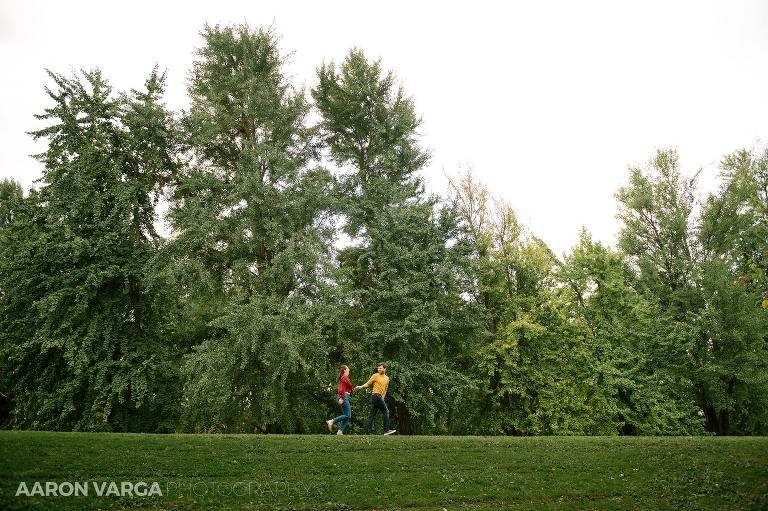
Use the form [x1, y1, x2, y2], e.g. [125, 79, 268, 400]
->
[0, 431, 766, 510]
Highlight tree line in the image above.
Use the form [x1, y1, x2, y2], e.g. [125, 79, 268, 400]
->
[1, 23, 766, 436]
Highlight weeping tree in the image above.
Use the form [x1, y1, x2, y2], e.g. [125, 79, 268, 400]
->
[169, 23, 336, 433]
[313, 49, 482, 434]
[0, 68, 180, 431]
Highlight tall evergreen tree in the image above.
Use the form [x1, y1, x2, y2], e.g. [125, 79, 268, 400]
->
[169, 23, 336, 433]
[0, 69, 179, 431]
[313, 50, 482, 434]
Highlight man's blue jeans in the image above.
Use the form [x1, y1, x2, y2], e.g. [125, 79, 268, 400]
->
[365, 393, 390, 433]
[332, 393, 351, 431]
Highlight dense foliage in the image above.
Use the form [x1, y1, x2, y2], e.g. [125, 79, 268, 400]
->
[0, 69, 180, 431]
[1, 22, 765, 435]
[312, 49, 483, 434]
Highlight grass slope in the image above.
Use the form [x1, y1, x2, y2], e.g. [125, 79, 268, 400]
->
[0, 431, 766, 510]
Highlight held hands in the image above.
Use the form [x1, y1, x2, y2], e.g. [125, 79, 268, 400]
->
[353, 385, 362, 391]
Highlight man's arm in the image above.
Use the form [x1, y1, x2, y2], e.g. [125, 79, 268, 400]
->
[354, 375, 375, 391]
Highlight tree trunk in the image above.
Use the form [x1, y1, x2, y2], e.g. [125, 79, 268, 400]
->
[395, 400, 418, 435]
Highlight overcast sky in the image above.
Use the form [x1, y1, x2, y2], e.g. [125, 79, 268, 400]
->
[2, 0, 767, 255]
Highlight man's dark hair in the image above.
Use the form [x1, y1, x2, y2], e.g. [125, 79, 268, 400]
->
[377, 362, 387, 369]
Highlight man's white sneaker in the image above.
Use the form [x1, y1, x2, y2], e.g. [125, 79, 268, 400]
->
[384, 429, 397, 435]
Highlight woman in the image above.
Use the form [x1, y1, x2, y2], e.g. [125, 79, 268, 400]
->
[327, 365, 354, 435]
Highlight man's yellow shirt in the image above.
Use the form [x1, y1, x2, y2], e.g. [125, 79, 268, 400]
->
[365, 373, 389, 396]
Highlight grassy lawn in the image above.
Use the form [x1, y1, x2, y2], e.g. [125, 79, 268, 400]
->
[0, 431, 766, 510]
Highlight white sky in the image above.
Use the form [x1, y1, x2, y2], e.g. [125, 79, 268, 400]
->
[1, 0, 767, 256]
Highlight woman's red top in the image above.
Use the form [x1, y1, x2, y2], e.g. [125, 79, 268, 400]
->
[338, 374, 354, 398]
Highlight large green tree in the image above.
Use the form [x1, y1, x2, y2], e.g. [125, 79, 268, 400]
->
[615, 147, 768, 435]
[313, 49, 481, 434]
[615, 148, 701, 320]
[559, 230, 702, 435]
[169, 23, 336, 433]
[0, 68, 180, 431]
[696, 147, 768, 434]
[450, 172, 615, 435]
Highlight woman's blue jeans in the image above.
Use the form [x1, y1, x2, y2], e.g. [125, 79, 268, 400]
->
[332, 392, 351, 431]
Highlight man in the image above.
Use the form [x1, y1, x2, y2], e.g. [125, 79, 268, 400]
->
[355, 362, 396, 435]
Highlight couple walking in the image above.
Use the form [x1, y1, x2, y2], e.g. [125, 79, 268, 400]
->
[326, 362, 396, 436]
